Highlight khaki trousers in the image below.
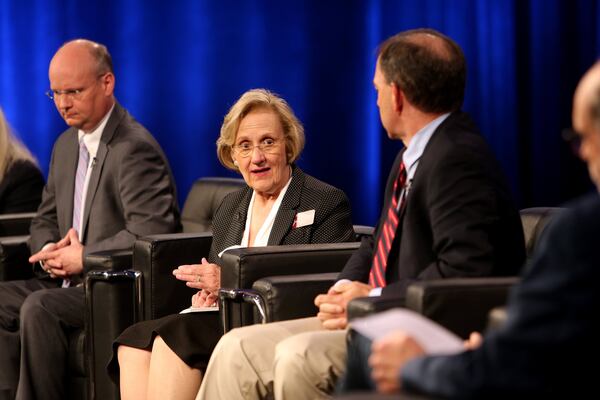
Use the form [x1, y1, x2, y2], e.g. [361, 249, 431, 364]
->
[197, 317, 348, 400]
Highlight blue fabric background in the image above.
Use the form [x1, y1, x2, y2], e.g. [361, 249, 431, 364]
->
[1, 0, 599, 224]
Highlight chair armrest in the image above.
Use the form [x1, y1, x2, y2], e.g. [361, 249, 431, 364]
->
[347, 295, 405, 321]
[353, 225, 375, 241]
[219, 242, 360, 329]
[221, 242, 360, 288]
[252, 272, 339, 323]
[133, 232, 213, 320]
[0, 212, 36, 236]
[84, 249, 133, 272]
[405, 277, 519, 338]
[346, 277, 518, 338]
[84, 270, 142, 400]
[0, 235, 33, 281]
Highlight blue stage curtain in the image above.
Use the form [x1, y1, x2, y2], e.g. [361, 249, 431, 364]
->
[1, 0, 598, 224]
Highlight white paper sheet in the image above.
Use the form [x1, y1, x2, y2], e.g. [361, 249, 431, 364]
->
[350, 308, 464, 355]
[179, 306, 218, 314]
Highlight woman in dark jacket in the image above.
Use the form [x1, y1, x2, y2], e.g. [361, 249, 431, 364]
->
[111, 89, 355, 400]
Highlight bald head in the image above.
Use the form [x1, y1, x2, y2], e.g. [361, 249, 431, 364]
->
[572, 62, 600, 191]
[377, 28, 466, 113]
[50, 39, 113, 78]
[48, 39, 115, 132]
[573, 62, 600, 134]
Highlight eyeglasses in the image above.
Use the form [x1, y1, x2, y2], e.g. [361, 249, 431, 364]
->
[45, 74, 107, 101]
[45, 88, 85, 101]
[562, 128, 582, 155]
[232, 138, 281, 158]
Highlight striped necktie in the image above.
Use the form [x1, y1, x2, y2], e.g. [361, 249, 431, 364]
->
[369, 161, 407, 288]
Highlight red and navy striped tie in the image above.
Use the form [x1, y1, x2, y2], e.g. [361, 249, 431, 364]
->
[369, 162, 407, 287]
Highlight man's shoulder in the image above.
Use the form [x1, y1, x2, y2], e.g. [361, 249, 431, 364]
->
[421, 112, 497, 170]
[552, 193, 600, 236]
[52, 127, 77, 150]
[428, 112, 486, 151]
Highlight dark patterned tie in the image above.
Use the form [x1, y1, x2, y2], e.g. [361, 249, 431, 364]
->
[369, 161, 407, 288]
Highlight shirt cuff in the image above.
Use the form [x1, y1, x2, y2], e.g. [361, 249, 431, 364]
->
[369, 287, 382, 296]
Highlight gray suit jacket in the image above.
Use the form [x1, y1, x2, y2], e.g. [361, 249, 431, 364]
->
[30, 102, 181, 275]
[207, 166, 354, 263]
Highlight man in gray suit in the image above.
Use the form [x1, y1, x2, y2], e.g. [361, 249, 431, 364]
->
[0, 39, 180, 400]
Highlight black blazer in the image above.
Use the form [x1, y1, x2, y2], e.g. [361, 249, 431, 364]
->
[338, 112, 525, 299]
[0, 159, 44, 214]
[207, 166, 354, 263]
[402, 194, 600, 398]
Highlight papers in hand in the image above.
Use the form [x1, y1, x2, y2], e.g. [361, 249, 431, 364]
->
[179, 305, 218, 314]
[350, 308, 463, 355]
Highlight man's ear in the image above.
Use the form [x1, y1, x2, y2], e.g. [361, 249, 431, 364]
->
[101, 72, 116, 96]
[391, 83, 403, 113]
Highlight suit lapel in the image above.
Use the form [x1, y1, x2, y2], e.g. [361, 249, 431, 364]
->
[61, 129, 80, 236]
[224, 187, 252, 248]
[80, 103, 124, 242]
[268, 166, 303, 245]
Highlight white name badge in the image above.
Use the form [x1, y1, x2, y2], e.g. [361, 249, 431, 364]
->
[295, 209, 315, 228]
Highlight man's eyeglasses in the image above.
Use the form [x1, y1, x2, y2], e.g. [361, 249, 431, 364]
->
[45, 73, 108, 101]
[45, 88, 84, 101]
[232, 138, 281, 158]
[562, 128, 582, 155]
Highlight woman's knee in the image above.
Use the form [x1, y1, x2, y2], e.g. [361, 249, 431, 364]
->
[118, 344, 151, 368]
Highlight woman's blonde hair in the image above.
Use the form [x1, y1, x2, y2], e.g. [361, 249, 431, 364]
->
[0, 107, 38, 181]
[216, 89, 305, 170]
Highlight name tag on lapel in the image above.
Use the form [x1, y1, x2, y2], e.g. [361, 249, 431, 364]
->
[294, 209, 315, 228]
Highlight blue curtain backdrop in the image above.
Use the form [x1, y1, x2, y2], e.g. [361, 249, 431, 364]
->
[1, 0, 599, 225]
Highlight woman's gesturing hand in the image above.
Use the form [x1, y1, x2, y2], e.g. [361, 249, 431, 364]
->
[173, 257, 221, 293]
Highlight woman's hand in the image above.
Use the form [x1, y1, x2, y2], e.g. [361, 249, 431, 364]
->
[173, 257, 221, 293]
[191, 290, 218, 307]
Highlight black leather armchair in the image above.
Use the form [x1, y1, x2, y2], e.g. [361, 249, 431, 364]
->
[73, 177, 244, 400]
[0, 212, 36, 280]
[346, 207, 563, 338]
[218, 242, 362, 331]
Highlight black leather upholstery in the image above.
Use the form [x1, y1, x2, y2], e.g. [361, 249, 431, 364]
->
[73, 177, 244, 400]
[181, 177, 246, 233]
[346, 207, 563, 338]
[219, 243, 362, 331]
[0, 235, 33, 280]
[0, 212, 36, 281]
[0, 212, 35, 236]
[519, 207, 561, 260]
[252, 272, 339, 322]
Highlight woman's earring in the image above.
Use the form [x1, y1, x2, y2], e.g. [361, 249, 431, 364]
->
[233, 159, 239, 167]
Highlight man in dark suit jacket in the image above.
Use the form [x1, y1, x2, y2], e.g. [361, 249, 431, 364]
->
[197, 29, 524, 400]
[0, 39, 180, 400]
[344, 61, 600, 399]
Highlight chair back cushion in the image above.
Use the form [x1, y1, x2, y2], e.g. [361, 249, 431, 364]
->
[519, 207, 563, 260]
[181, 177, 245, 233]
